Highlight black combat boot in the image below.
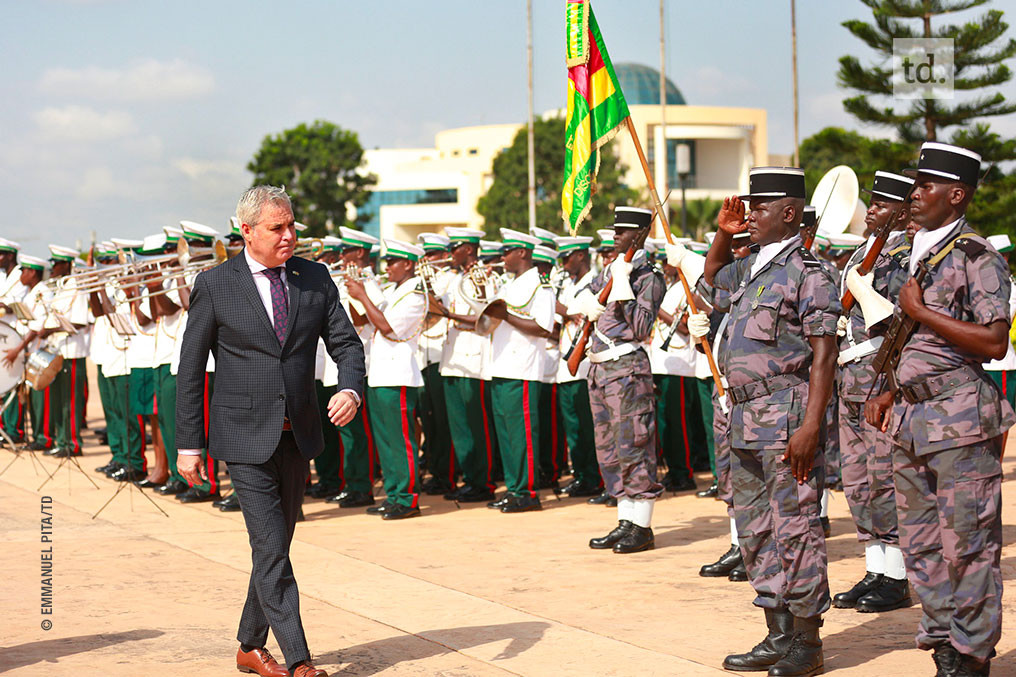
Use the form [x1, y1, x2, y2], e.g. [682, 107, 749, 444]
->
[768, 615, 823, 676]
[722, 607, 794, 671]
[832, 572, 882, 608]
[699, 545, 741, 577]
[589, 520, 632, 549]
[612, 524, 654, 553]
[855, 575, 912, 613]
[932, 645, 959, 677]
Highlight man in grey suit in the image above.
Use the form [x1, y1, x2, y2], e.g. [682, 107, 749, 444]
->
[177, 185, 364, 677]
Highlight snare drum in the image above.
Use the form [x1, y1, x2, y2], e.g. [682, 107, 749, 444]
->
[0, 323, 25, 395]
[26, 349, 62, 391]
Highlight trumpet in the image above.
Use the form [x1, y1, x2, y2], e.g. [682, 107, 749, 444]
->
[294, 238, 324, 258]
[61, 241, 228, 297]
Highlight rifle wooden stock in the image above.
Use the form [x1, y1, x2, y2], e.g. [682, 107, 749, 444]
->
[869, 263, 928, 397]
[841, 187, 915, 311]
[565, 244, 637, 377]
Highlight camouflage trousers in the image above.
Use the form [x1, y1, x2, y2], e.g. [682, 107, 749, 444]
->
[838, 397, 899, 545]
[712, 388, 734, 516]
[731, 442, 831, 618]
[893, 437, 1003, 661]
[824, 390, 841, 487]
[588, 350, 663, 500]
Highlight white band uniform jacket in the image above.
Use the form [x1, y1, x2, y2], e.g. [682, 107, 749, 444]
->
[367, 276, 428, 389]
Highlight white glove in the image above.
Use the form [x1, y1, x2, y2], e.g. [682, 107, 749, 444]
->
[836, 315, 849, 337]
[567, 288, 605, 322]
[665, 242, 689, 268]
[687, 312, 710, 339]
[606, 258, 635, 303]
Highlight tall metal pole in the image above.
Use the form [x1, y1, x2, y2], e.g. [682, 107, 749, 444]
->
[526, 0, 537, 233]
[791, 0, 800, 166]
[658, 0, 668, 238]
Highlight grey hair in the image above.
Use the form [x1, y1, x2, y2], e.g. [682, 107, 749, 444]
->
[236, 185, 292, 228]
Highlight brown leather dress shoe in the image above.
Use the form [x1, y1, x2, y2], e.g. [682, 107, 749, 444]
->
[291, 662, 328, 677]
[236, 646, 288, 677]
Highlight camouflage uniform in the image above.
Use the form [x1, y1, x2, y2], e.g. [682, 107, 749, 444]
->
[713, 235, 841, 618]
[587, 253, 666, 499]
[819, 259, 843, 489]
[887, 219, 1014, 661]
[838, 233, 910, 545]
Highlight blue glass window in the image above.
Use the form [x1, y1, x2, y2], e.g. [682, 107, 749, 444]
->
[358, 188, 459, 238]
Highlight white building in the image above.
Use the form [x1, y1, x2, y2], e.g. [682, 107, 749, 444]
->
[356, 63, 768, 242]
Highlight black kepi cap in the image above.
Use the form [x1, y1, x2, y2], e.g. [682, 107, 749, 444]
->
[863, 171, 915, 202]
[740, 167, 806, 200]
[904, 142, 981, 186]
[613, 206, 653, 229]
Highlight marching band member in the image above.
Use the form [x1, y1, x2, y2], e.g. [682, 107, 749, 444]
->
[416, 232, 456, 495]
[532, 243, 567, 490]
[346, 238, 428, 520]
[0, 238, 26, 441]
[324, 226, 380, 509]
[438, 227, 498, 503]
[3, 255, 55, 451]
[485, 228, 555, 513]
[44, 244, 90, 458]
[553, 235, 603, 499]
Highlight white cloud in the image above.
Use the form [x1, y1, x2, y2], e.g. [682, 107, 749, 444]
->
[38, 58, 214, 102]
[75, 166, 132, 199]
[33, 105, 137, 141]
[172, 157, 244, 182]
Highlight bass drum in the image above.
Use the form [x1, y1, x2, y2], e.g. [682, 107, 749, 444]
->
[0, 323, 25, 395]
[26, 348, 63, 391]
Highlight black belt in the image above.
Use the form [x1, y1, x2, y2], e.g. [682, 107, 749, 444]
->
[899, 365, 980, 405]
[728, 369, 808, 405]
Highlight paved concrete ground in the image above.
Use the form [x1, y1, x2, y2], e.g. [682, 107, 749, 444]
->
[2, 376, 1015, 675]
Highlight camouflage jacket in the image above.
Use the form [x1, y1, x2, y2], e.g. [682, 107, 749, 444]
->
[890, 219, 1016, 454]
[838, 232, 911, 401]
[588, 252, 666, 353]
[713, 235, 842, 450]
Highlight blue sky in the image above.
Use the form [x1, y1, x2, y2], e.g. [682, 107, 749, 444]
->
[2, 0, 1013, 257]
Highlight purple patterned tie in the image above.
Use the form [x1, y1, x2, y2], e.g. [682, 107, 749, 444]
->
[262, 267, 288, 345]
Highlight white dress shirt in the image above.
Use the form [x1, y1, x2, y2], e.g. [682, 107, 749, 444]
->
[909, 219, 960, 275]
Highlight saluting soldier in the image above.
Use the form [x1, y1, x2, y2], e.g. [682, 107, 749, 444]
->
[553, 235, 603, 498]
[865, 143, 1013, 677]
[833, 171, 915, 614]
[570, 207, 665, 553]
[703, 167, 840, 676]
[485, 228, 556, 513]
[346, 238, 428, 520]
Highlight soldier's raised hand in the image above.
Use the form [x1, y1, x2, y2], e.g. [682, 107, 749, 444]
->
[717, 196, 747, 235]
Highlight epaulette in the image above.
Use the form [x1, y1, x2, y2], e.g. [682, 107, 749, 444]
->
[953, 237, 987, 259]
[798, 246, 823, 268]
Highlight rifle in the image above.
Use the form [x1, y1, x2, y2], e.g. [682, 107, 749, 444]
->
[867, 260, 929, 398]
[841, 185, 915, 311]
[565, 223, 653, 376]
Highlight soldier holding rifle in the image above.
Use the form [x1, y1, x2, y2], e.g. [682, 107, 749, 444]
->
[864, 142, 1013, 677]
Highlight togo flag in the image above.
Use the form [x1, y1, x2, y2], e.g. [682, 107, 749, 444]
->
[562, 0, 629, 235]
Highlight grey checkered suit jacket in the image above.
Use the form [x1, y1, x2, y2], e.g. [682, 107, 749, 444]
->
[175, 253, 365, 464]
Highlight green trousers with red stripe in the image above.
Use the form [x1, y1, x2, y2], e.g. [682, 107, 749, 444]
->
[339, 378, 374, 494]
[29, 386, 53, 448]
[556, 379, 601, 487]
[367, 386, 420, 508]
[420, 363, 455, 486]
[51, 357, 86, 453]
[154, 364, 183, 484]
[490, 377, 542, 498]
[98, 370, 144, 471]
[539, 383, 567, 485]
[312, 381, 344, 490]
[3, 384, 26, 442]
[655, 374, 710, 483]
[444, 375, 495, 492]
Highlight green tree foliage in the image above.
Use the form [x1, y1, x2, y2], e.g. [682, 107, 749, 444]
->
[677, 198, 723, 241]
[247, 120, 376, 237]
[838, 0, 1016, 146]
[476, 117, 638, 239]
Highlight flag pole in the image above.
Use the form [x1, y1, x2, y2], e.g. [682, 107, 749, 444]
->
[624, 116, 725, 397]
[791, 0, 800, 166]
[526, 0, 537, 233]
[658, 0, 667, 240]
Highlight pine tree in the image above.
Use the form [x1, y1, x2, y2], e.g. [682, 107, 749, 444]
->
[838, 0, 1016, 155]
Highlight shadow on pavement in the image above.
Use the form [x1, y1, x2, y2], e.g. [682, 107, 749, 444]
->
[316, 621, 550, 675]
[0, 629, 164, 672]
